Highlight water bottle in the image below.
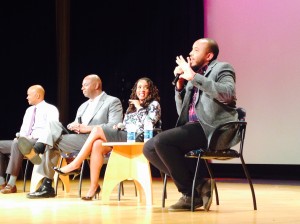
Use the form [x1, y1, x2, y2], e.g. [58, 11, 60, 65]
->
[126, 123, 137, 143]
[143, 117, 153, 142]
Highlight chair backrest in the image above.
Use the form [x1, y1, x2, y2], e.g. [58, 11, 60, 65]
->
[208, 121, 246, 151]
[207, 107, 246, 151]
[237, 107, 246, 121]
[154, 120, 162, 129]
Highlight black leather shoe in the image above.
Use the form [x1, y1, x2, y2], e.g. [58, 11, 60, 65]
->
[33, 142, 46, 154]
[52, 166, 80, 176]
[27, 185, 56, 199]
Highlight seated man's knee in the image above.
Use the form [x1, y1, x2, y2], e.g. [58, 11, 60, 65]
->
[151, 132, 166, 148]
[143, 137, 155, 156]
[143, 135, 163, 155]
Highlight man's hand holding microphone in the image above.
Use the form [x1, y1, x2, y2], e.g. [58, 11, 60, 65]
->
[173, 56, 196, 90]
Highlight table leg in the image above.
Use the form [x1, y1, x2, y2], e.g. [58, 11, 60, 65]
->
[101, 144, 153, 205]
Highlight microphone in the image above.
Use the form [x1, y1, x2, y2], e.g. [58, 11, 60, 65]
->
[172, 74, 180, 86]
[117, 123, 125, 131]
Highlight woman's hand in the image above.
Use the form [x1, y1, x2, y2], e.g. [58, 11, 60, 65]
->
[129, 99, 142, 110]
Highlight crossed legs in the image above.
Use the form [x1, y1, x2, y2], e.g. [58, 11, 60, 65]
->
[58, 126, 111, 196]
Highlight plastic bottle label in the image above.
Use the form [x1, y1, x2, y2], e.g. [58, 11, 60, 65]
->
[127, 131, 136, 142]
[144, 130, 153, 142]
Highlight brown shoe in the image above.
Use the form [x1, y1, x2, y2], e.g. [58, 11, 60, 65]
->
[0, 183, 6, 190]
[0, 184, 17, 194]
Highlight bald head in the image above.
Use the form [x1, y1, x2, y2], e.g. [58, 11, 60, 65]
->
[196, 38, 219, 61]
[81, 74, 103, 99]
[87, 74, 102, 89]
[27, 85, 45, 106]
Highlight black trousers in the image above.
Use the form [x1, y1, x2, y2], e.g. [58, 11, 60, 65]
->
[143, 122, 208, 196]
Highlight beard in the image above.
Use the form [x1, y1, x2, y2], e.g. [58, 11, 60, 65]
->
[191, 65, 200, 72]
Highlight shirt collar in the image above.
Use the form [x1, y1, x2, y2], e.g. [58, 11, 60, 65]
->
[34, 100, 45, 109]
[198, 65, 208, 74]
[89, 92, 104, 103]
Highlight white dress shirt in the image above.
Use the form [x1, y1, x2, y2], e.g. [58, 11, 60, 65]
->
[19, 100, 59, 139]
[81, 93, 103, 125]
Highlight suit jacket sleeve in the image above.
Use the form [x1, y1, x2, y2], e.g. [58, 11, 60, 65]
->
[174, 87, 187, 116]
[98, 96, 123, 128]
[191, 62, 236, 105]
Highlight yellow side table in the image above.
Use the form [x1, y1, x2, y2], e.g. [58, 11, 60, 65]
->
[101, 142, 153, 205]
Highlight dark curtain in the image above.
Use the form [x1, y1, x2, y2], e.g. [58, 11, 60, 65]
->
[68, 0, 204, 130]
[0, 1, 57, 139]
[0, 0, 203, 138]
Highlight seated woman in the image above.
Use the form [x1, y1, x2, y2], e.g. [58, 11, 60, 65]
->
[53, 77, 161, 200]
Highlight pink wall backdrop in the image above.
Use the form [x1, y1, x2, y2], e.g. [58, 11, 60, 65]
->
[204, 0, 300, 164]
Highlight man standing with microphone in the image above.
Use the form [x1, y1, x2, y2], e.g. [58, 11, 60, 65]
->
[143, 38, 238, 211]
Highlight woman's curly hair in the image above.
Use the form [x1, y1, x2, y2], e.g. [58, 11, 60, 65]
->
[127, 77, 160, 113]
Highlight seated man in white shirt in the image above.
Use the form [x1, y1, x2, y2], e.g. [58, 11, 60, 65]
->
[0, 85, 59, 194]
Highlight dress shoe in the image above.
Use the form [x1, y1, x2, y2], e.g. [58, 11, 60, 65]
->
[168, 194, 203, 211]
[0, 184, 17, 194]
[197, 178, 214, 211]
[27, 185, 55, 199]
[0, 183, 7, 190]
[33, 142, 46, 154]
[81, 185, 101, 201]
[18, 137, 42, 165]
[52, 166, 80, 176]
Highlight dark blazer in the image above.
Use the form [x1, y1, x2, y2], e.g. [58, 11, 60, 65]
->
[175, 60, 238, 141]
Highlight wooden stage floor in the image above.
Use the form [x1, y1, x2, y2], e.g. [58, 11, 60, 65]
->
[0, 178, 299, 224]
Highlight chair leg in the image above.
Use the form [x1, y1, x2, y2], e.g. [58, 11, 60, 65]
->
[160, 171, 167, 199]
[118, 182, 124, 201]
[23, 160, 30, 192]
[117, 180, 138, 201]
[240, 156, 257, 210]
[204, 159, 219, 205]
[5, 174, 9, 183]
[78, 160, 85, 197]
[162, 173, 168, 208]
[191, 155, 203, 212]
[55, 156, 64, 195]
